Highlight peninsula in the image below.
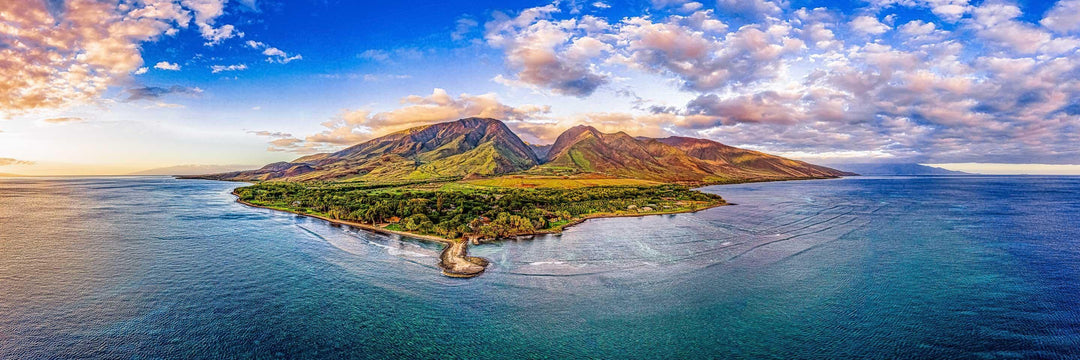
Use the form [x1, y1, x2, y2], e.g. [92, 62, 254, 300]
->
[187, 117, 852, 277]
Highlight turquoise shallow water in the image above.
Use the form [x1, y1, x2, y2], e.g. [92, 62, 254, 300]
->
[1, 176, 1079, 359]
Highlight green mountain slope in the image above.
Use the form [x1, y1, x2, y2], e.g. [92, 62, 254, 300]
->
[192, 118, 850, 184]
[534, 126, 851, 182]
[655, 136, 854, 181]
[196, 117, 539, 182]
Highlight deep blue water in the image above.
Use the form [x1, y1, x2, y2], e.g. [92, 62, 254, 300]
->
[1, 176, 1079, 359]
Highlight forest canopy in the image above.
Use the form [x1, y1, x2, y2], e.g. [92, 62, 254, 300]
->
[235, 182, 725, 240]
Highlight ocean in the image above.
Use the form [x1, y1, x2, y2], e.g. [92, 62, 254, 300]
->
[1, 176, 1078, 359]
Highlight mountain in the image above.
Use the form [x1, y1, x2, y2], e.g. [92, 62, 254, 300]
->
[130, 164, 259, 176]
[533, 125, 851, 182]
[833, 163, 969, 176]
[195, 118, 539, 182]
[655, 136, 855, 180]
[193, 118, 850, 184]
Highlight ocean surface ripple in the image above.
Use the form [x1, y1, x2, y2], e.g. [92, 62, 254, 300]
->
[1, 176, 1078, 358]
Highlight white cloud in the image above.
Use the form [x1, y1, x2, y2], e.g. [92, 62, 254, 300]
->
[181, 0, 242, 45]
[210, 64, 248, 73]
[451, 17, 479, 41]
[868, 0, 971, 22]
[0, 0, 214, 114]
[899, 20, 936, 36]
[154, 61, 182, 71]
[1041, 0, 1080, 33]
[265, 88, 551, 152]
[475, 0, 1080, 164]
[966, 3, 1050, 54]
[262, 47, 303, 64]
[851, 15, 891, 35]
[485, 4, 611, 96]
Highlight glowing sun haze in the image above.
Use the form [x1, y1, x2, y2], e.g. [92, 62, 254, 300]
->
[2, 0, 1079, 175]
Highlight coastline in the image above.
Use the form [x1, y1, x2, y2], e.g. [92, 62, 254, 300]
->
[230, 189, 727, 278]
[234, 195, 490, 277]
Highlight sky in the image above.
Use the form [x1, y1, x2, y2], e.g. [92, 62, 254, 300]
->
[1, 0, 1079, 175]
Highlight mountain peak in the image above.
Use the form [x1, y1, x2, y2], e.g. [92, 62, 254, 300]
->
[543, 124, 602, 163]
[193, 118, 848, 183]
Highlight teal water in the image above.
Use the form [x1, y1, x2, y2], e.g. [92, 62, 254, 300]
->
[1, 176, 1078, 359]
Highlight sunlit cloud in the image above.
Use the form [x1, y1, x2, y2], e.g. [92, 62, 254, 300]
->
[478, 0, 1080, 164]
[3, 0, 1079, 172]
[0, 158, 35, 166]
[259, 88, 551, 153]
[0, 0, 235, 115]
[41, 117, 85, 124]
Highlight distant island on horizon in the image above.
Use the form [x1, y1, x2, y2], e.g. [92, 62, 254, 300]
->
[129, 164, 260, 176]
[833, 163, 970, 176]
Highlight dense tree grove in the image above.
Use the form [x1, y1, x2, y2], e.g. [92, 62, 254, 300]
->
[235, 183, 724, 240]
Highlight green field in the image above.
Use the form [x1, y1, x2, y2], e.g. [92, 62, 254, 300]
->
[464, 176, 661, 189]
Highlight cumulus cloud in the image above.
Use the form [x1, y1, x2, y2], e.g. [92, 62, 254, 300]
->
[485, 5, 806, 93]
[262, 47, 302, 63]
[154, 61, 182, 71]
[262, 88, 551, 153]
[965, 3, 1051, 54]
[485, 5, 611, 96]
[0, 0, 202, 114]
[613, 13, 800, 91]
[182, 0, 243, 45]
[1042, 0, 1080, 33]
[478, 0, 1080, 164]
[868, 0, 971, 22]
[0, 0, 238, 115]
[850, 15, 891, 35]
[899, 20, 936, 36]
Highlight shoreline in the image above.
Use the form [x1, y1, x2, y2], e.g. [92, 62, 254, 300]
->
[527, 202, 728, 237]
[230, 189, 727, 278]
[234, 195, 490, 277]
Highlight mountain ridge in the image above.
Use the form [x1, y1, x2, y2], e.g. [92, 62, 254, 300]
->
[191, 118, 852, 183]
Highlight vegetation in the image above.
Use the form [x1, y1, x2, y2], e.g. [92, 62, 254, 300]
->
[191, 118, 848, 184]
[235, 182, 725, 240]
[463, 175, 660, 189]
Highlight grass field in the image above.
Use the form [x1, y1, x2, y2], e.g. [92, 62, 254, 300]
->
[463, 176, 661, 189]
